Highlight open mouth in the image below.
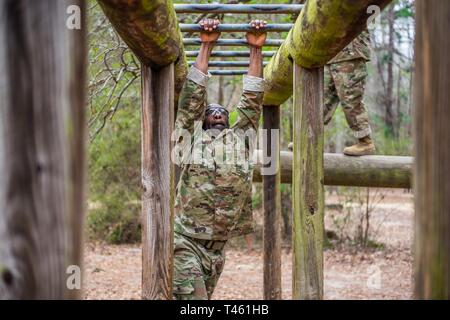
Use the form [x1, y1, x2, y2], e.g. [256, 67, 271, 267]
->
[210, 118, 227, 129]
[211, 123, 226, 130]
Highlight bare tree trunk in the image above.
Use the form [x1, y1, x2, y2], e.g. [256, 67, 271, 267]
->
[218, 75, 225, 106]
[385, 4, 396, 137]
[0, 0, 87, 299]
[396, 68, 402, 137]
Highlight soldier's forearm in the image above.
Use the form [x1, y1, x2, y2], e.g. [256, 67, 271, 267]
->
[248, 46, 263, 78]
[194, 42, 214, 74]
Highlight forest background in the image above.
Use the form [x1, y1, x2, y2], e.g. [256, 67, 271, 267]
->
[86, 0, 415, 247]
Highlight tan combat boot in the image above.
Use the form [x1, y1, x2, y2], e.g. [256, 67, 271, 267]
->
[343, 136, 376, 156]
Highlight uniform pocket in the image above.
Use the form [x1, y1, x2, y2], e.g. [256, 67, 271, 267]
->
[173, 281, 195, 295]
[173, 277, 208, 300]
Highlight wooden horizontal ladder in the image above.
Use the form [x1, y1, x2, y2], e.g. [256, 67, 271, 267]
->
[177, 4, 298, 78]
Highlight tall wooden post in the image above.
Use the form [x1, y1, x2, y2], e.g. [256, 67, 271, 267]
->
[292, 64, 324, 300]
[141, 64, 175, 300]
[262, 105, 282, 300]
[414, 0, 450, 299]
[0, 0, 87, 299]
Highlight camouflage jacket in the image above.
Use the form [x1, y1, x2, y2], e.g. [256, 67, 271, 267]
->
[328, 29, 371, 64]
[173, 66, 265, 241]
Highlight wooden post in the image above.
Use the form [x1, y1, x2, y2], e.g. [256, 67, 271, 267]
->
[262, 105, 282, 300]
[292, 64, 324, 300]
[141, 63, 175, 300]
[0, 0, 87, 299]
[414, 0, 450, 299]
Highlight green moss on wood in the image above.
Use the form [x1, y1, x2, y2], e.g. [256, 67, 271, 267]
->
[98, 0, 188, 98]
[98, 0, 182, 68]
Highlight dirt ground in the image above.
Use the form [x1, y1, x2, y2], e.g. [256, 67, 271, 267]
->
[83, 189, 413, 300]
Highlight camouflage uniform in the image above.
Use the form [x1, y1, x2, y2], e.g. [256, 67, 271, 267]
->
[324, 30, 372, 139]
[172, 66, 265, 300]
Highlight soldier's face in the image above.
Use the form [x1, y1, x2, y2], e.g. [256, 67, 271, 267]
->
[203, 108, 229, 131]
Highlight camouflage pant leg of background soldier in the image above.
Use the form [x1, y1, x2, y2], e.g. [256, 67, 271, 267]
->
[172, 232, 225, 300]
[324, 59, 372, 139]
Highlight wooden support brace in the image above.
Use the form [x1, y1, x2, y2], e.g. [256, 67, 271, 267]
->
[141, 63, 175, 300]
[292, 64, 324, 300]
[262, 105, 282, 300]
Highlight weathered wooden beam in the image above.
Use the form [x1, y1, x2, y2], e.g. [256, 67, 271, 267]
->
[292, 65, 324, 300]
[252, 151, 413, 189]
[98, 0, 181, 67]
[263, 0, 393, 106]
[180, 23, 293, 33]
[175, 4, 304, 14]
[141, 63, 175, 300]
[183, 38, 283, 47]
[414, 0, 450, 299]
[262, 106, 282, 300]
[0, 0, 87, 299]
[98, 0, 188, 100]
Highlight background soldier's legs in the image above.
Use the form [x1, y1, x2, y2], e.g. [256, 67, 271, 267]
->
[330, 59, 372, 139]
[324, 65, 340, 125]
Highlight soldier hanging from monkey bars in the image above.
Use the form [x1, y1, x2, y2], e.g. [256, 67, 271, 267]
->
[172, 18, 267, 300]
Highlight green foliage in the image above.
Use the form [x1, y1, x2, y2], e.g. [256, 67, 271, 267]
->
[252, 185, 262, 210]
[88, 104, 142, 244]
[228, 110, 239, 127]
[87, 196, 141, 244]
[87, 2, 142, 244]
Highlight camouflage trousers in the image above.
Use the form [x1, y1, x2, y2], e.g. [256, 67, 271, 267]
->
[324, 59, 372, 139]
[172, 232, 226, 300]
